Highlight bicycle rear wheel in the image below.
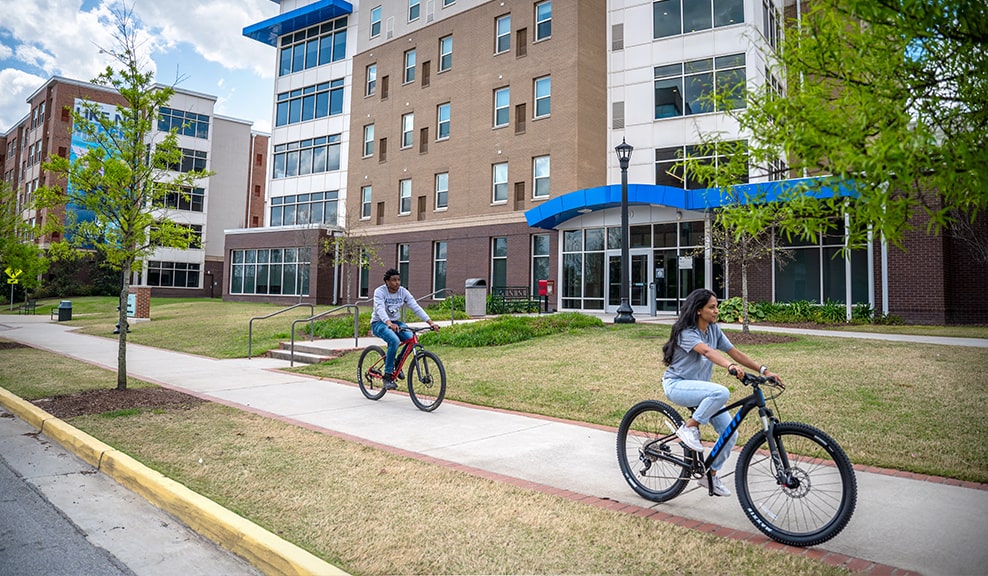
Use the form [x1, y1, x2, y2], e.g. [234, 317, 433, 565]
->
[616, 400, 691, 502]
[735, 422, 857, 547]
[407, 350, 446, 412]
[357, 345, 387, 400]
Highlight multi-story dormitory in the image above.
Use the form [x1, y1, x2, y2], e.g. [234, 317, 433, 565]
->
[0, 76, 269, 299]
[235, 0, 986, 324]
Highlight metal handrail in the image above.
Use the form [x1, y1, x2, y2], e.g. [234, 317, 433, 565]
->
[248, 303, 315, 359]
[401, 288, 456, 325]
[289, 304, 360, 367]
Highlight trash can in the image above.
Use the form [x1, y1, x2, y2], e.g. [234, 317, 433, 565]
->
[464, 278, 487, 317]
[57, 300, 72, 322]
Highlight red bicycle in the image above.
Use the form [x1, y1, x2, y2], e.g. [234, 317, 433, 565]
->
[357, 326, 446, 412]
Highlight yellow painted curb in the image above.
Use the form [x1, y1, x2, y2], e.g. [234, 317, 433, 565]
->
[0, 386, 349, 576]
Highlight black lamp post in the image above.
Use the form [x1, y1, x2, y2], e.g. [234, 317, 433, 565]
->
[614, 138, 635, 324]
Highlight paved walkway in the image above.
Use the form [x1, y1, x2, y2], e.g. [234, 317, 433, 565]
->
[1, 313, 986, 575]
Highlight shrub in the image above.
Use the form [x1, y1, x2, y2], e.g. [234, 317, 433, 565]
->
[816, 299, 847, 324]
[421, 312, 604, 348]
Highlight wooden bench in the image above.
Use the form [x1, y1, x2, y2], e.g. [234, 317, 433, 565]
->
[490, 286, 539, 314]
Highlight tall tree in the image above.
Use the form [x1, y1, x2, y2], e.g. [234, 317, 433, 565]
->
[736, 0, 988, 248]
[36, 7, 208, 390]
[323, 212, 382, 304]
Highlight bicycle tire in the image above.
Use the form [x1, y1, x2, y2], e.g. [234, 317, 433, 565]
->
[616, 400, 691, 502]
[407, 350, 446, 412]
[735, 421, 857, 547]
[357, 345, 388, 400]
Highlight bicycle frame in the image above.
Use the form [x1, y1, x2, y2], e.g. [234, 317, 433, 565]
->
[702, 384, 775, 471]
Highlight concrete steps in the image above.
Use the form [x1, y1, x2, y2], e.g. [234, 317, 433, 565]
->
[266, 341, 346, 365]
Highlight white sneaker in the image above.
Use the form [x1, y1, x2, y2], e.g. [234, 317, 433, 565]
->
[675, 424, 704, 452]
[698, 474, 731, 497]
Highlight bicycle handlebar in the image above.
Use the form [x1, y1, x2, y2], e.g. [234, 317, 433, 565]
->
[729, 367, 782, 389]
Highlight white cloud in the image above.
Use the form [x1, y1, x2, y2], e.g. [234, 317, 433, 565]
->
[0, 68, 45, 130]
[134, 0, 277, 79]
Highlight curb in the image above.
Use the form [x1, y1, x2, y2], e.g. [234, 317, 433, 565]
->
[0, 386, 349, 576]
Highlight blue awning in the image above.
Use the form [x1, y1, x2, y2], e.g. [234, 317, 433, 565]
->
[525, 177, 857, 230]
[243, 0, 354, 46]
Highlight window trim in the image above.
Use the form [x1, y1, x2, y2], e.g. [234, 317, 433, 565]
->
[534, 1, 552, 42]
[495, 14, 511, 54]
[435, 171, 449, 210]
[492, 162, 508, 204]
[533, 155, 550, 198]
[493, 86, 510, 128]
[534, 76, 551, 119]
[437, 102, 451, 140]
[399, 178, 412, 215]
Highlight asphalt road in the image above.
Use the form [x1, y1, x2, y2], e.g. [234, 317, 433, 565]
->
[0, 443, 134, 576]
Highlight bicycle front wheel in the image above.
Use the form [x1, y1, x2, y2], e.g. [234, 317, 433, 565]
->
[616, 400, 691, 502]
[407, 350, 446, 412]
[357, 345, 387, 400]
[735, 422, 857, 547]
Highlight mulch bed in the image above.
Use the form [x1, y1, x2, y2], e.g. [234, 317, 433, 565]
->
[32, 388, 206, 419]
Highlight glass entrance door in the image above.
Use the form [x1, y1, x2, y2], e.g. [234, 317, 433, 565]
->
[654, 249, 704, 312]
[608, 251, 651, 315]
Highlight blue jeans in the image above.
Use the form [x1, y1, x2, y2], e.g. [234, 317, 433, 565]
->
[662, 378, 738, 472]
[371, 320, 412, 376]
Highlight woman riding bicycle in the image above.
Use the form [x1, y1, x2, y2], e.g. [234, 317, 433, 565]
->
[662, 288, 783, 497]
[371, 269, 439, 390]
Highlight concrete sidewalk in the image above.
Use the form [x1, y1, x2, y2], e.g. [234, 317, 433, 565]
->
[1, 313, 986, 575]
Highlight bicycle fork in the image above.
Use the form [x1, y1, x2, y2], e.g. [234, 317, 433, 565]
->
[761, 414, 799, 490]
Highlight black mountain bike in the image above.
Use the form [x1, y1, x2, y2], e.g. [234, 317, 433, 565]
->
[357, 326, 446, 412]
[616, 369, 856, 547]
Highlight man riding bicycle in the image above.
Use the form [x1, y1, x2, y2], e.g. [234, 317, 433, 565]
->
[370, 268, 439, 390]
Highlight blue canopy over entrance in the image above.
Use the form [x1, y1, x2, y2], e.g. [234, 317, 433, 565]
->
[524, 177, 856, 230]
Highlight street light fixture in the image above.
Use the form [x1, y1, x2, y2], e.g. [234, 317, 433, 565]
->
[614, 138, 635, 324]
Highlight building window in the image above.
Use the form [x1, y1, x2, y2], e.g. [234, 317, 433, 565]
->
[147, 261, 200, 288]
[366, 64, 377, 96]
[653, 0, 744, 39]
[493, 87, 510, 128]
[437, 102, 450, 140]
[358, 248, 370, 298]
[435, 172, 449, 209]
[492, 237, 508, 287]
[230, 248, 310, 296]
[401, 113, 414, 148]
[654, 53, 746, 119]
[278, 16, 348, 77]
[370, 6, 382, 37]
[655, 140, 748, 190]
[158, 107, 210, 139]
[535, 1, 552, 41]
[269, 192, 339, 226]
[399, 179, 412, 215]
[363, 124, 375, 157]
[272, 135, 342, 179]
[404, 49, 417, 83]
[155, 185, 205, 212]
[168, 148, 207, 173]
[398, 243, 410, 284]
[492, 162, 508, 203]
[534, 76, 551, 118]
[275, 79, 345, 127]
[561, 228, 606, 310]
[409, 0, 420, 21]
[774, 226, 868, 305]
[532, 234, 550, 296]
[433, 241, 447, 293]
[443, 0, 455, 6]
[439, 35, 453, 72]
[361, 186, 372, 219]
[533, 155, 550, 198]
[495, 14, 511, 53]
[762, 0, 780, 49]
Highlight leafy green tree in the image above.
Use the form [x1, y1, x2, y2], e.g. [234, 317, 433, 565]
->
[736, 0, 988, 248]
[0, 181, 48, 305]
[36, 8, 208, 390]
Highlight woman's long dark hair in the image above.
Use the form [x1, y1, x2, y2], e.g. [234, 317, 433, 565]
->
[662, 288, 717, 366]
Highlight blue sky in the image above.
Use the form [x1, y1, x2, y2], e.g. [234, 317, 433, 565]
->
[0, 0, 280, 134]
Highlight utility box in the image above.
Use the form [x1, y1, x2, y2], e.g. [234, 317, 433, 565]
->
[56, 300, 72, 322]
[464, 278, 488, 317]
